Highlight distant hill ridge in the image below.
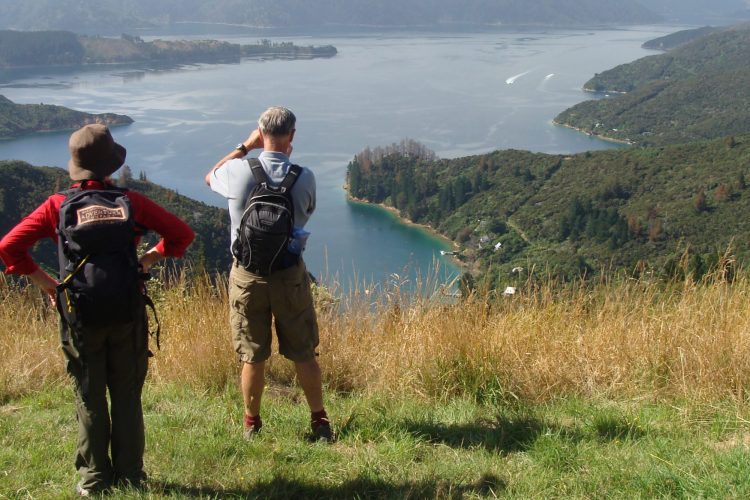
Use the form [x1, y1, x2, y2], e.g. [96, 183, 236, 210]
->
[554, 23, 750, 147]
[636, 0, 748, 24]
[0, 0, 659, 34]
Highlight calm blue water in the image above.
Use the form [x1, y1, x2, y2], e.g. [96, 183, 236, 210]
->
[0, 25, 677, 288]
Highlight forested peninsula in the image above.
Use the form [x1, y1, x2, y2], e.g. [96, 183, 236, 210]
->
[0, 30, 337, 69]
[641, 26, 720, 51]
[0, 95, 132, 140]
[554, 23, 750, 147]
[347, 135, 750, 287]
[0, 161, 231, 273]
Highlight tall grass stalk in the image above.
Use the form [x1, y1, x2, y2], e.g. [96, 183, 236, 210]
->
[2, 268, 750, 404]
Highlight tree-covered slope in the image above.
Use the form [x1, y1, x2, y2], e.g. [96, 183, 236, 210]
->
[0, 161, 232, 274]
[347, 135, 750, 285]
[0, 95, 133, 140]
[554, 24, 750, 147]
[582, 24, 750, 93]
[0, 0, 659, 33]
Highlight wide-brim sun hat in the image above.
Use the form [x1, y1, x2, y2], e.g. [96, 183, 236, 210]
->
[68, 124, 127, 181]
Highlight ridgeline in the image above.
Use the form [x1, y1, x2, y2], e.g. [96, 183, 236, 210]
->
[637, 0, 748, 24]
[0, 0, 659, 33]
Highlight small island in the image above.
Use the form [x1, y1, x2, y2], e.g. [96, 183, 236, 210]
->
[0, 30, 337, 69]
[0, 95, 133, 140]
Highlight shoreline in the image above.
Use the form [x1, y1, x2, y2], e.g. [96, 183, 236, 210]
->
[0, 120, 132, 141]
[552, 120, 634, 145]
[582, 87, 628, 95]
[0, 51, 334, 70]
[345, 190, 466, 272]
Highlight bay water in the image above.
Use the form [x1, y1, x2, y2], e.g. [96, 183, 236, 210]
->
[0, 25, 678, 289]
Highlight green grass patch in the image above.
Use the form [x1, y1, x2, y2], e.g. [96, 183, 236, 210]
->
[2, 384, 750, 498]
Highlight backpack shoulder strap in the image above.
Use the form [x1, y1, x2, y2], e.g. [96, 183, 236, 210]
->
[57, 187, 81, 237]
[280, 164, 303, 191]
[246, 158, 267, 185]
[59, 183, 127, 198]
[58, 187, 81, 199]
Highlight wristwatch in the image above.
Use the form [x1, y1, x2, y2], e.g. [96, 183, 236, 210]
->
[235, 143, 248, 155]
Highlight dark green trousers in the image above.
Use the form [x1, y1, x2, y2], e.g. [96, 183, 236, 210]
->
[61, 305, 149, 491]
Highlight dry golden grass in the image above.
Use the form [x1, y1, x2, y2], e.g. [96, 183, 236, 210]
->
[0, 277, 66, 399]
[3, 269, 750, 403]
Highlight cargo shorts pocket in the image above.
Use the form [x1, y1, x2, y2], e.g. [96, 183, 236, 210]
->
[229, 268, 273, 362]
[283, 272, 313, 315]
[229, 274, 253, 335]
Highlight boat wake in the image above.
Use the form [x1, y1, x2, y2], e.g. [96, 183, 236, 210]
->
[505, 70, 531, 85]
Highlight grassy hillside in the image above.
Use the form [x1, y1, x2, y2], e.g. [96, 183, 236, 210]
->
[0, 160, 232, 274]
[0, 95, 133, 139]
[3, 266, 750, 496]
[347, 135, 750, 286]
[555, 23, 750, 146]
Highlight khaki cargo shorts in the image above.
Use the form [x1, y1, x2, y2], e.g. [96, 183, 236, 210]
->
[229, 259, 319, 363]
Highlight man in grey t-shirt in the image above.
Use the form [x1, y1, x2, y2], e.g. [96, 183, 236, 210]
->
[205, 106, 331, 441]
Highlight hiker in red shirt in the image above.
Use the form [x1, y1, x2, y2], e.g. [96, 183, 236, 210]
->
[0, 124, 194, 496]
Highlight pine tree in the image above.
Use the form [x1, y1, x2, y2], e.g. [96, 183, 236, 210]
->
[693, 189, 708, 213]
[117, 165, 133, 187]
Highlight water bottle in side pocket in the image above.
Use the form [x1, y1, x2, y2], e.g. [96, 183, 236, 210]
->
[288, 227, 311, 255]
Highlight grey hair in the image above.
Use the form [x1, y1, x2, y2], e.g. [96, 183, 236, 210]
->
[258, 106, 296, 137]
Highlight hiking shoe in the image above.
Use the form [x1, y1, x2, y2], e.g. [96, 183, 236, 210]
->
[76, 481, 108, 497]
[243, 426, 262, 440]
[243, 414, 262, 440]
[75, 483, 91, 498]
[115, 475, 147, 492]
[310, 417, 334, 442]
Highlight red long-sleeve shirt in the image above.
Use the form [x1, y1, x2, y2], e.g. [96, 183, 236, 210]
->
[0, 181, 195, 276]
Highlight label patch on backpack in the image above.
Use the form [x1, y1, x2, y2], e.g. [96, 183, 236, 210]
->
[76, 205, 127, 226]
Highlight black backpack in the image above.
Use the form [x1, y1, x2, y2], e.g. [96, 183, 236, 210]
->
[55, 184, 144, 329]
[232, 158, 302, 275]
